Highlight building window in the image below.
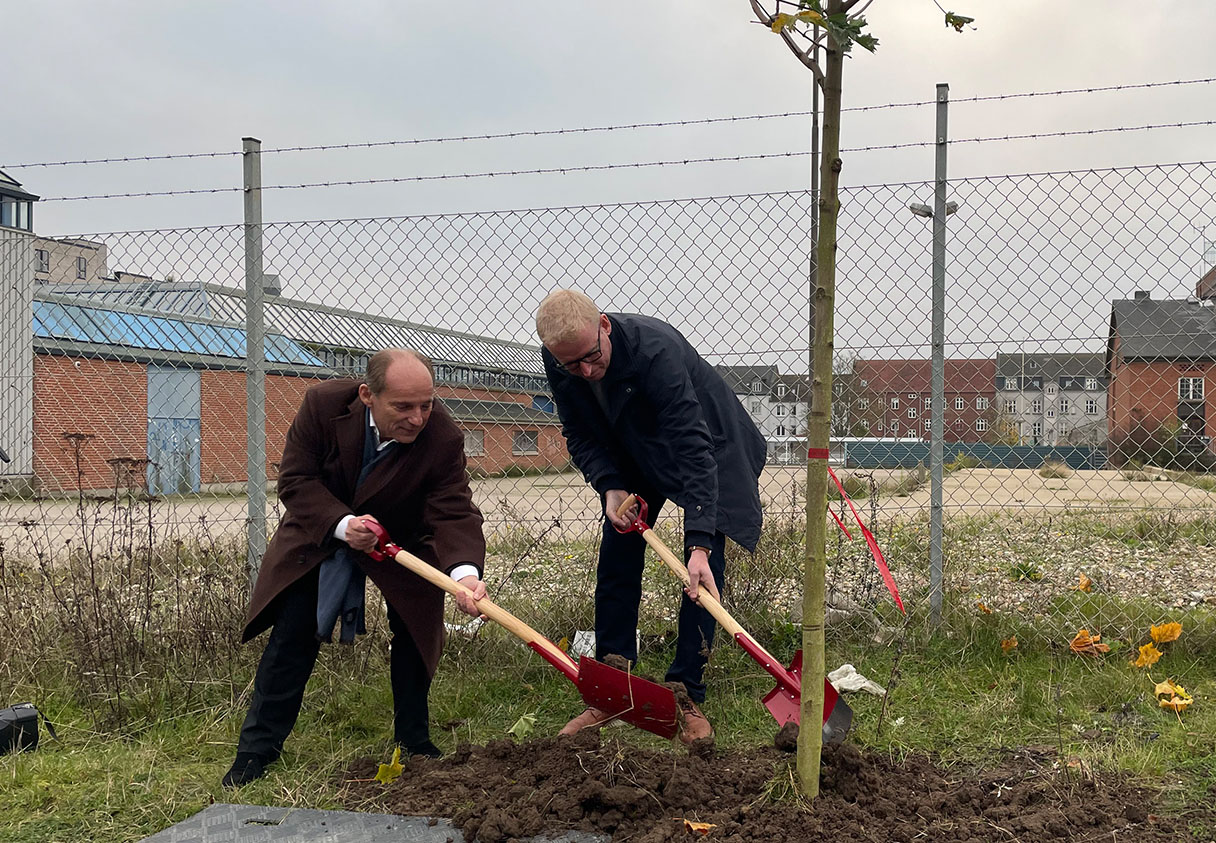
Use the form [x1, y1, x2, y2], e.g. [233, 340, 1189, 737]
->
[1058, 424, 1068, 440]
[750, 400, 762, 414]
[1046, 409, 1055, 419]
[1085, 377, 1099, 391]
[776, 384, 788, 398]
[463, 430, 485, 457]
[877, 422, 884, 432]
[76, 256, 88, 279]
[751, 380, 764, 394]
[954, 397, 965, 411]
[924, 396, 932, 409]
[953, 419, 963, 429]
[1032, 399, 1043, 414]
[976, 397, 989, 410]
[1085, 399, 1098, 415]
[1046, 383, 1057, 396]
[775, 404, 787, 417]
[1059, 398, 1070, 414]
[511, 430, 539, 456]
[890, 423, 899, 437]
[858, 398, 869, 411]
[1032, 421, 1042, 438]
[1004, 377, 1018, 390]
[908, 407, 918, 419]
[976, 418, 989, 432]
[1004, 399, 1017, 415]
[1179, 377, 1204, 402]
[775, 425, 787, 436]
[923, 418, 931, 429]
[859, 379, 868, 388]
[890, 397, 899, 410]
[35, 248, 50, 273]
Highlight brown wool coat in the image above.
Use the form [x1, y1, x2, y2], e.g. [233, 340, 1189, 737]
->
[241, 379, 486, 677]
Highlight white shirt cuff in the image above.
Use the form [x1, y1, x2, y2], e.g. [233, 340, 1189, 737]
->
[334, 514, 355, 543]
[449, 564, 479, 583]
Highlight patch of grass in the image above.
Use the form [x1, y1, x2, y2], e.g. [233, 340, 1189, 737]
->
[1038, 460, 1072, 480]
[945, 451, 986, 471]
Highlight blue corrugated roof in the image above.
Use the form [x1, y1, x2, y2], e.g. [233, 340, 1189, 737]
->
[33, 300, 327, 367]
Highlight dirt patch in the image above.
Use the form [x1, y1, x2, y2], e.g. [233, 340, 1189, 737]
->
[340, 735, 1209, 842]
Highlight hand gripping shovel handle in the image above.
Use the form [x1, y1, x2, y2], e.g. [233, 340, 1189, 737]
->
[613, 495, 795, 690]
[612, 496, 851, 738]
[363, 521, 578, 683]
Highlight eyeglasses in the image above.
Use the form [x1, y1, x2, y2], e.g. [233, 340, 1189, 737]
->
[558, 328, 604, 373]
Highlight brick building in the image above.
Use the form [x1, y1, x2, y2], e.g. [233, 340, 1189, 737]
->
[1107, 288, 1216, 462]
[5, 231, 568, 494]
[847, 358, 998, 443]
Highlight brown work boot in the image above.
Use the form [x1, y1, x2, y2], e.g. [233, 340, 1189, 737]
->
[677, 699, 714, 745]
[559, 707, 618, 736]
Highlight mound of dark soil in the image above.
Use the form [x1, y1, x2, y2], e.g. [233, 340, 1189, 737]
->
[341, 734, 1209, 843]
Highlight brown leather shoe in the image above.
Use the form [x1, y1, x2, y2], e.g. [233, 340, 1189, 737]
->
[677, 700, 714, 745]
[559, 706, 618, 736]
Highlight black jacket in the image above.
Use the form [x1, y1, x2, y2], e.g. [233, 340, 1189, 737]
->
[543, 313, 766, 551]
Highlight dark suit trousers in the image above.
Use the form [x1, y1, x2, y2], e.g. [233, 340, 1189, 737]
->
[236, 566, 432, 760]
[594, 486, 727, 705]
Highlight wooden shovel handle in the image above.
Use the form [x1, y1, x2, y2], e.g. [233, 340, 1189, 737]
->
[387, 544, 575, 671]
[616, 494, 765, 649]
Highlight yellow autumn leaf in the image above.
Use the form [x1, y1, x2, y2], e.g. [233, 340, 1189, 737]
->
[977, 601, 993, 614]
[795, 9, 827, 26]
[1133, 643, 1162, 668]
[770, 12, 794, 32]
[1069, 629, 1110, 656]
[1074, 574, 1093, 592]
[1154, 678, 1179, 698]
[681, 819, 717, 835]
[374, 747, 403, 785]
[1159, 695, 1193, 712]
[1000, 637, 1018, 653]
[1150, 622, 1182, 644]
[557, 636, 570, 653]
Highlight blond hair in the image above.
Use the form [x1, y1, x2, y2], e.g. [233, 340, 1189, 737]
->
[535, 289, 600, 346]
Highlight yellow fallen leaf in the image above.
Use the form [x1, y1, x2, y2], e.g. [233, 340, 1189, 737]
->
[1154, 678, 1179, 698]
[1159, 695, 1193, 712]
[507, 712, 537, 739]
[1000, 637, 1018, 653]
[681, 819, 717, 835]
[1074, 574, 1093, 592]
[1150, 622, 1182, 644]
[977, 601, 993, 614]
[1069, 629, 1111, 656]
[557, 636, 570, 653]
[374, 747, 403, 785]
[1133, 643, 1162, 668]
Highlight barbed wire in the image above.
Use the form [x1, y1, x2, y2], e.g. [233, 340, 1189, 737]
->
[38, 117, 1216, 203]
[7, 77, 1215, 170]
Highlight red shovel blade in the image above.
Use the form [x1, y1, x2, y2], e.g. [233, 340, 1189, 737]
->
[576, 656, 679, 740]
[761, 650, 853, 744]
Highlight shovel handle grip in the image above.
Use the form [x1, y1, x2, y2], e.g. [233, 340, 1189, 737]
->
[365, 523, 575, 672]
[615, 495, 782, 665]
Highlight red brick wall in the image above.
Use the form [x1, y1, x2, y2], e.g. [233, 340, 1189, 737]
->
[460, 423, 569, 474]
[33, 355, 148, 492]
[1108, 357, 1212, 445]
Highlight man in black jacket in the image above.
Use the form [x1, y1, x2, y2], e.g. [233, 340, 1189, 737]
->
[535, 289, 766, 743]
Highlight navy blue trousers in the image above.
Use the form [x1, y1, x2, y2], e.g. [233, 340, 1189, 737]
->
[593, 489, 726, 704]
[236, 566, 432, 760]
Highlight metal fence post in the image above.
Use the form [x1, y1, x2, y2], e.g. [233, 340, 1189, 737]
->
[243, 137, 267, 590]
[929, 84, 949, 626]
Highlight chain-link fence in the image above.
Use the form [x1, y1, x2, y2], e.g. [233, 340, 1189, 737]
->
[4, 126, 1216, 673]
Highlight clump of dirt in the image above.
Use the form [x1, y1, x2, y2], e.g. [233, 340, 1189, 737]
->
[341, 735, 1208, 843]
[600, 654, 631, 673]
[774, 721, 799, 752]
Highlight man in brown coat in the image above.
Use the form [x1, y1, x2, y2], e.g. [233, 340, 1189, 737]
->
[222, 349, 487, 787]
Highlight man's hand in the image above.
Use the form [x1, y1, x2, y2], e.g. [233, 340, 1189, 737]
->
[344, 514, 381, 553]
[605, 489, 637, 530]
[685, 548, 720, 603]
[455, 575, 487, 617]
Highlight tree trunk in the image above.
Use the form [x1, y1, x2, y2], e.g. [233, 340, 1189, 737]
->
[797, 2, 844, 799]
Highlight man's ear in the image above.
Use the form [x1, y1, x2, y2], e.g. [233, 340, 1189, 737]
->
[358, 383, 374, 407]
[600, 313, 611, 335]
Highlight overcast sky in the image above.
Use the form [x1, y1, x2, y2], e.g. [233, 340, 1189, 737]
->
[6, 0, 1214, 234]
[6, 1, 1216, 366]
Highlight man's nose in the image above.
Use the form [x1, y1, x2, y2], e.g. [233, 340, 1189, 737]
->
[578, 361, 595, 377]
